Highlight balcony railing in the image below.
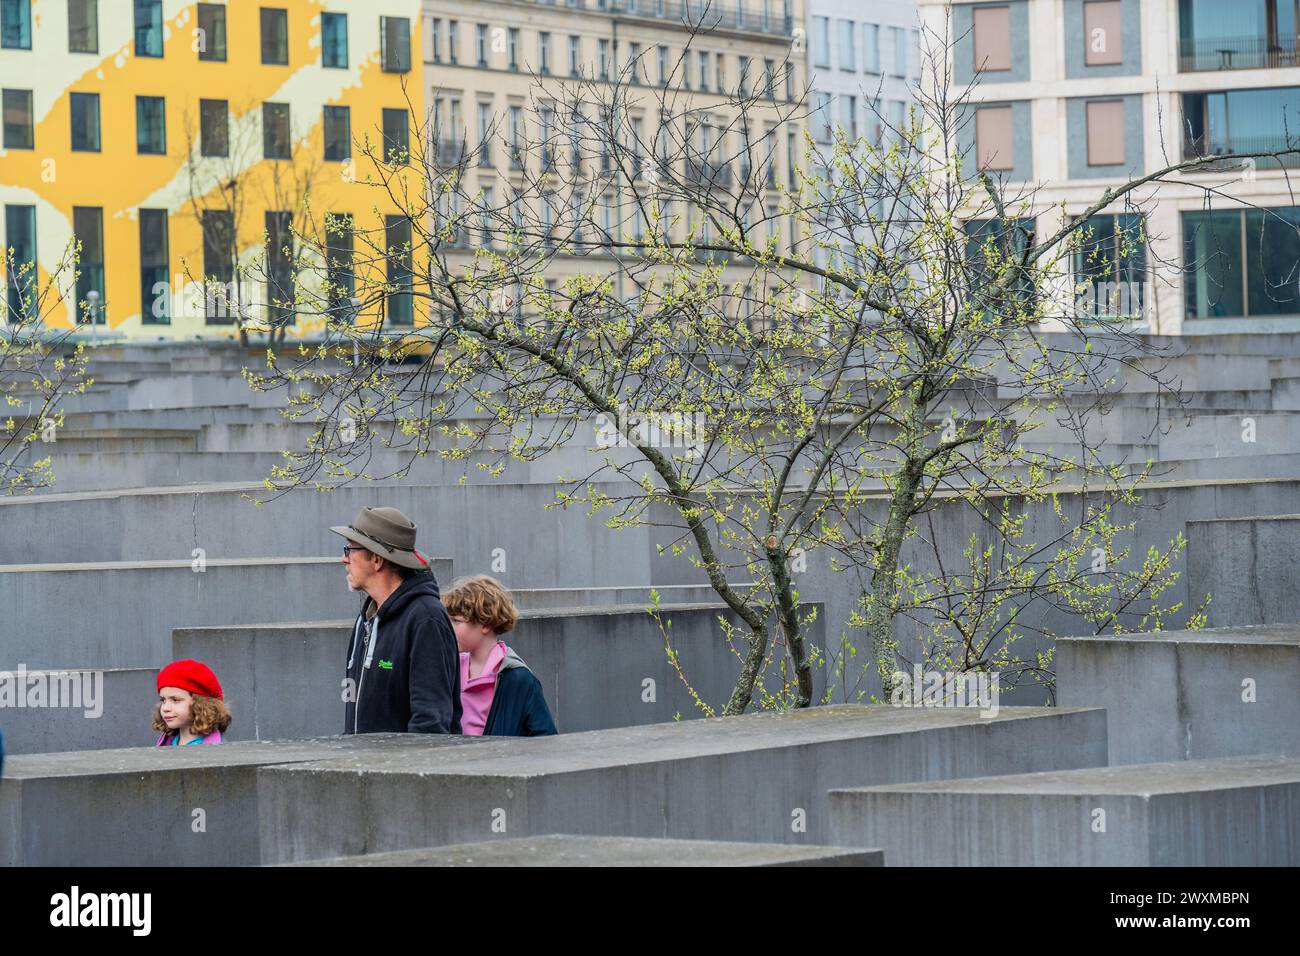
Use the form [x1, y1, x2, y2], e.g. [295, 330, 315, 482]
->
[1179, 35, 1300, 72]
[432, 137, 467, 166]
[1183, 133, 1300, 168]
[686, 157, 734, 187]
[576, 0, 793, 38]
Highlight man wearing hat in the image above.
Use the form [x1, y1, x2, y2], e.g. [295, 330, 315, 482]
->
[332, 506, 462, 735]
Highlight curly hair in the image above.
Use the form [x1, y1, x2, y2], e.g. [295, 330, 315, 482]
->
[152, 693, 232, 737]
[442, 574, 518, 635]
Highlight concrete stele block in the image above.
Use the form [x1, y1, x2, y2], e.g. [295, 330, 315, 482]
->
[828, 754, 1300, 866]
[286, 834, 884, 867]
[256, 704, 1108, 863]
[1057, 624, 1300, 764]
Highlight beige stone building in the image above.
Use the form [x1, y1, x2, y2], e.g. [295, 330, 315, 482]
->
[419, 0, 808, 325]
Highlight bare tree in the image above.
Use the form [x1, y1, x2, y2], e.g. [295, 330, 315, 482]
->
[245, 18, 1295, 714]
[1, 239, 91, 494]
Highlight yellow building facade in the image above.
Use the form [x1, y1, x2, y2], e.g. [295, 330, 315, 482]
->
[1, 0, 803, 340]
[0, 0, 422, 339]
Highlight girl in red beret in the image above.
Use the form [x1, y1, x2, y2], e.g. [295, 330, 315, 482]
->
[152, 659, 231, 746]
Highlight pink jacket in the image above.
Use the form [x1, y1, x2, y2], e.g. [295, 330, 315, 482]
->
[155, 729, 223, 746]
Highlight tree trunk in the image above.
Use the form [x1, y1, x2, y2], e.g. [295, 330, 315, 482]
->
[769, 543, 813, 707]
[866, 384, 927, 701]
[722, 623, 770, 715]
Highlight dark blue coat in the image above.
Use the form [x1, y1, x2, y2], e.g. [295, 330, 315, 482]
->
[483, 658, 557, 737]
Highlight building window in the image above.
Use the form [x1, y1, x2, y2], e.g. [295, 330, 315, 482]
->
[863, 23, 880, 73]
[134, 0, 162, 57]
[136, 95, 166, 154]
[262, 102, 290, 159]
[139, 208, 170, 324]
[4, 88, 33, 149]
[715, 51, 724, 90]
[385, 215, 413, 325]
[68, 0, 99, 54]
[599, 39, 610, 80]
[813, 91, 832, 142]
[812, 15, 830, 68]
[1073, 213, 1146, 318]
[1184, 207, 1300, 318]
[323, 105, 350, 161]
[891, 26, 907, 76]
[4, 205, 36, 321]
[430, 17, 440, 63]
[841, 94, 857, 139]
[73, 206, 105, 324]
[383, 107, 408, 164]
[972, 7, 1011, 72]
[508, 104, 523, 168]
[1085, 99, 1126, 165]
[324, 212, 354, 321]
[1, 0, 30, 49]
[447, 19, 458, 64]
[508, 27, 518, 70]
[1177, 0, 1297, 71]
[966, 217, 1037, 310]
[838, 19, 856, 70]
[697, 49, 708, 90]
[260, 7, 288, 65]
[1083, 1, 1123, 66]
[200, 98, 228, 157]
[738, 55, 750, 96]
[196, 3, 226, 61]
[657, 45, 668, 86]
[764, 58, 776, 98]
[629, 42, 641, 83]
[265, 210, 294, 327]
[974, 105, 1013, 170]
[70, 92, 100, 151]
[1183, 86, 1300, 161]
[381, 16, 410, 72]
[321, 11, 346, 68]
[477, 101, 492, 165]
[539, 31, 551, 74]
[201, 209, 234, 323]
[476, 22, 489, 66]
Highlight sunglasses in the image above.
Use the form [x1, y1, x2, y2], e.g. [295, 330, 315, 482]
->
[342, 545, 370, 558]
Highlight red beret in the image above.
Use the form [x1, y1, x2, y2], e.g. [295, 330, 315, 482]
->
[157, 659, 223, 701]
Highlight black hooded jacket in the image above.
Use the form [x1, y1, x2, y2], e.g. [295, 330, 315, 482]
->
[344, 570, 462, 734]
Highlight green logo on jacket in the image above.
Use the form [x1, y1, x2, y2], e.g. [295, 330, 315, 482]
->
[377, 659, 393, 670]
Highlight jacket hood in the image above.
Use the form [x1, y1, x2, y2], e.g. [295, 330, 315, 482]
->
[500, 646, 531, 673]
[358, 570, 441, 621]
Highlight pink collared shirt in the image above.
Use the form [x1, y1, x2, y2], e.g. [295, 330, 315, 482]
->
[459, 641, 508, 736]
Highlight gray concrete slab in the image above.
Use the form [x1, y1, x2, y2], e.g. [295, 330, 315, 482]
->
[0, 556, 451, 669]
[0, 481, 665, 583]
[256, 704, 1108, 862]
[0, 734, 498, 866]
[1188, 514, 1300, 627]
[287, 834, 883, 867]
[171, 602, 822, 740]
[828, 755, 1300, 866]
[0, 666, 159, 754]
[1057, 625, 1300, 765]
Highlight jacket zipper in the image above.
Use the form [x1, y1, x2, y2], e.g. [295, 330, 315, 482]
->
[353, 614, 381, 733]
